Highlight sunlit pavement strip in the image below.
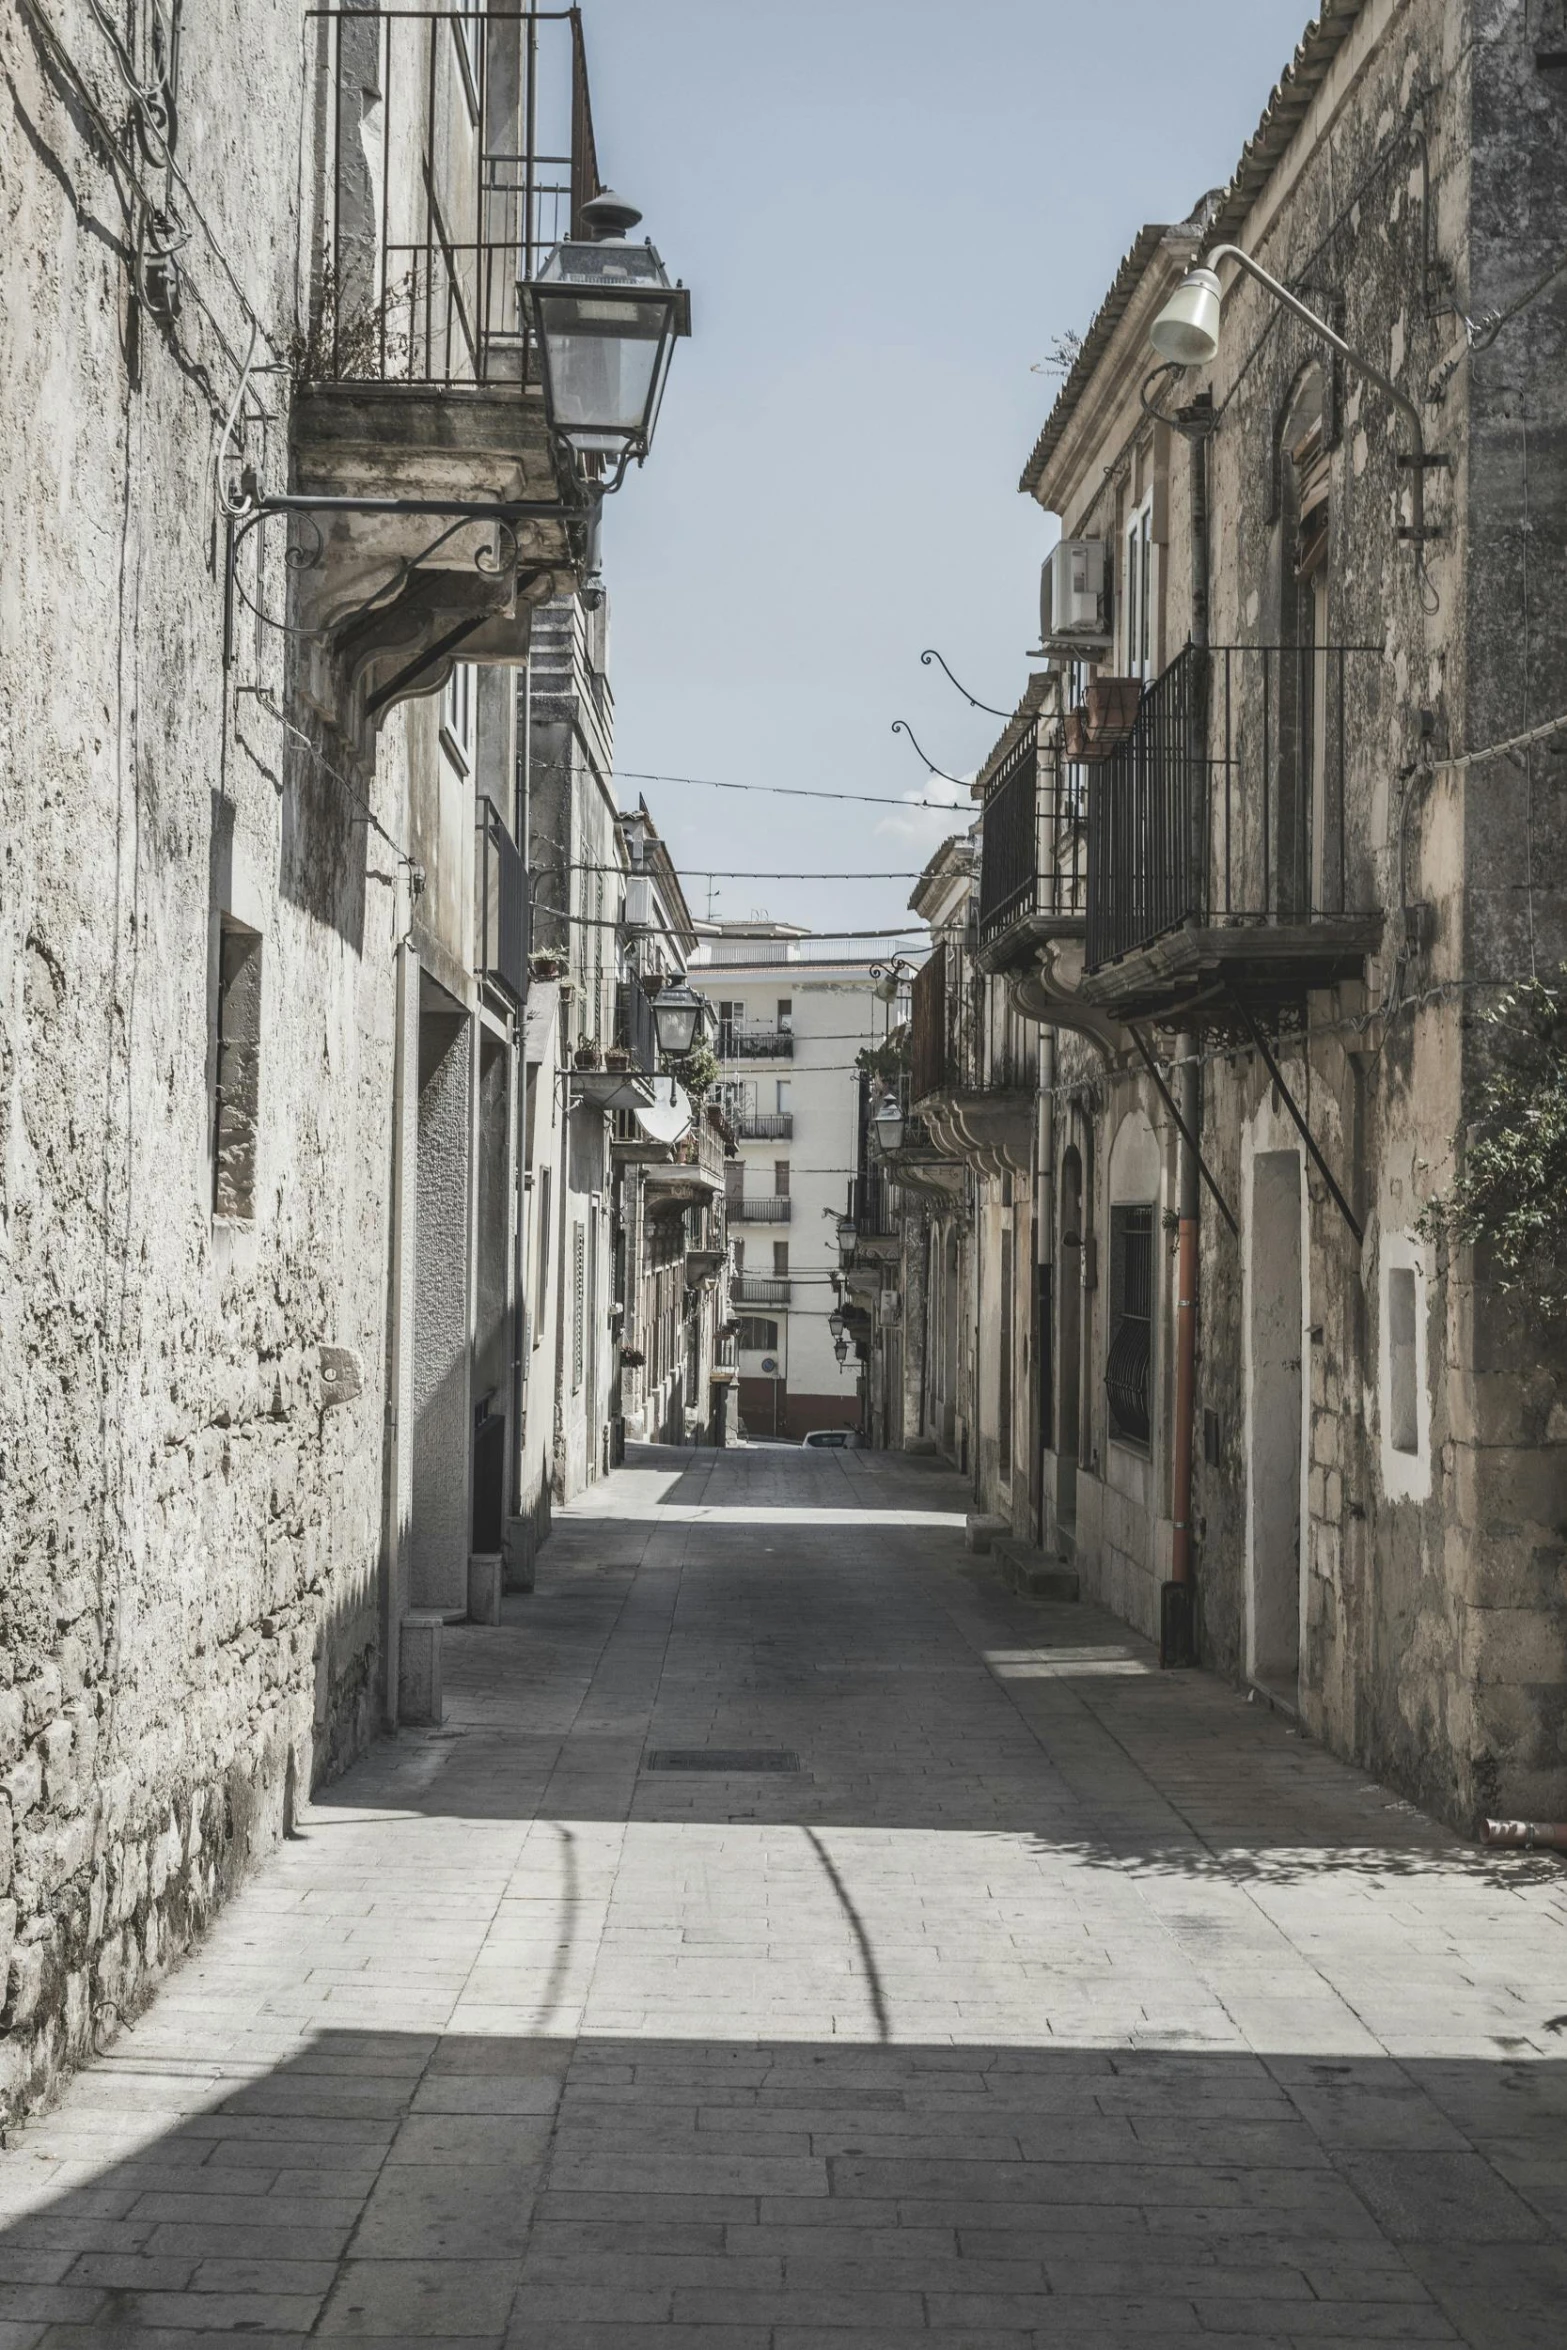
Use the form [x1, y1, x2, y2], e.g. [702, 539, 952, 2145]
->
[5, 1446, 1567, 2347]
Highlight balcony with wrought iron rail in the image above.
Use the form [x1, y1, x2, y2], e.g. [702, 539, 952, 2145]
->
[717, 1024, 794, 1061]
[1078, 643, 1384, 1029]
[277, 8, 600, 745]
[975, 720, 1087, 971]
[729, 1196, 792, 1222]
[733, 1110, 793, 1140]
[734, 1274, 791, 1307]
[907, 939, 1032, 1183]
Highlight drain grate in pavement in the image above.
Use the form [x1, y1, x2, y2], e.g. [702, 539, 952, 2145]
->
[644, 1748, 800, 1773]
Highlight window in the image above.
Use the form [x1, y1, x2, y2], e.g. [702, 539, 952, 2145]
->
[571, 1222, 585, 1393]
[1106, 1206, 1154, 1445]
[213, 917, 262, 1221]
[441, 661, 476, 774]
[774, 1160, 790, 1198]
[1388, 1267, 1418, 1454]
[773, 1241, 789, 1276]
[776, 998, 793, 1033]
[737, 1317, 778, 1352]
[1125, 499, 1154, 680]
[776, 1080, 791, 1112]
[732, 1238, 745, 1272]
[533, 1170, 552, 1349]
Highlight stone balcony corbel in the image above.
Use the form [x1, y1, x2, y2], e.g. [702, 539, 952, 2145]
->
[1004, 936, 1129, 1060]
[263, 382, 584, 755]
[918, 1090, 1034, 1183]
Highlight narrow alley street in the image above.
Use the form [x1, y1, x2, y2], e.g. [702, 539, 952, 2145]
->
[3, 1447, 1566, 2348]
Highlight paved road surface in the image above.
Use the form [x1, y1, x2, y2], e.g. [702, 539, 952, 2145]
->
[4, 1443, 1567, 2347]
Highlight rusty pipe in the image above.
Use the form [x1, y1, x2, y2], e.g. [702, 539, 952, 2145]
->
[1480, 1819, 1567, 1851]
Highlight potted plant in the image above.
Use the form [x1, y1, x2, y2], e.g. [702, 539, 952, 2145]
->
[573, 1036, 602, 1070]
[604, 1043, 633, 1071]
[619, 1346, 646, 1369]
[529, 950, 564, 981]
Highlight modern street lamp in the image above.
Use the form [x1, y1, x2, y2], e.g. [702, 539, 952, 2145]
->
[525, 191, 691, 486]
[871, 1097, 906, 1156]
[1149, 243, 1440, 544]
[651, 979, 705, 1058]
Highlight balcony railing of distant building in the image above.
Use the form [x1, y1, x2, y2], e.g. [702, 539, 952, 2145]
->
[977, 720, 1085, 953]
[311, 5, 597, 388]
[717, 1022, 793, 1061]
[1085, 642, 1381, 973]
[733, 1110, 793, 1140]
[734, 1273, 791, 1306]
[729, 1196, 792, 1223]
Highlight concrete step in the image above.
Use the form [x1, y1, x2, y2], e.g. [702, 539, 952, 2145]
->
[992, 1536, 1080, 1602]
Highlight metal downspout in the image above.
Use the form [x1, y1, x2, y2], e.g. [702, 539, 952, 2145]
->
[1034, 1031, 1056, 1548]
[1163, 414, 1210, 1669]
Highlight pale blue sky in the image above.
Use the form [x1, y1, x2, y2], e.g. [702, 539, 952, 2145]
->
[580, 0, 1314, 941]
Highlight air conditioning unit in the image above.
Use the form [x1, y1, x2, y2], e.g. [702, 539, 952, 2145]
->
[1041, 538, 1110, 643]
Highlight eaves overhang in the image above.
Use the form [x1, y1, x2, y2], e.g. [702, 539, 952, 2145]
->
[1018, 1, 1372, 511]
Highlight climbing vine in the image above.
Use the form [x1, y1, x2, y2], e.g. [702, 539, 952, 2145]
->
[1416, 970, 1567, 1318]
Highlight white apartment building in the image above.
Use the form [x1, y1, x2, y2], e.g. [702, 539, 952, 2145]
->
[694, 925, 894, 1441]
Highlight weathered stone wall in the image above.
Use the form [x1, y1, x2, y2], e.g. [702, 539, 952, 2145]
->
[1019, 0, 1567, 1821]
[0, 1, 408, 2117]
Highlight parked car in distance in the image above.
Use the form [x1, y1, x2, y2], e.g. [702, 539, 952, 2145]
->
[801, 1429, 862, 1450]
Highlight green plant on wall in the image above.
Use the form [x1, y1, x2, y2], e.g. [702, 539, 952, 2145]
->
[668, 1041, 719, 1100]
[856, 1033, 909, 1084]
[1416, 969, 1567, 1317]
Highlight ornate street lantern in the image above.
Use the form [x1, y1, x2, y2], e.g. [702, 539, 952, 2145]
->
[871, 1097, 905, 1155]
[652, 980, 705, 1058]
[525, 191, 691, 478]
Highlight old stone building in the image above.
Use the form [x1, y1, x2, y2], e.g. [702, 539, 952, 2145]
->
[879, 0, 1567, 1825]
[0, 0, 689, 2117]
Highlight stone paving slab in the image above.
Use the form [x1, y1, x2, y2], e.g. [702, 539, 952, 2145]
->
[5, 1443, 1567, 2346]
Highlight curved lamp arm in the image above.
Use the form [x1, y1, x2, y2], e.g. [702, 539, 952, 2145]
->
[1203, 242, 1434, 545]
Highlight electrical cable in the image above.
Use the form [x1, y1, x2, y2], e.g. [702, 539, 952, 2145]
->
[528, 752, 974, 813]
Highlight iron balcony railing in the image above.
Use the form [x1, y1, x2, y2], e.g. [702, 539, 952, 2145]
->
[734, 1111, 793, 1140]
[1085, 642, 1380, 971]
[849, 1172, 897, 1240]
[734, 1274, 791, 1306]
[729, 1196, 792, 1223]
[978, 721, 1085, 949]
[717, 1025, 793, 1061]
[911, 942, 949, 1101]
[309, 5, 597, 389]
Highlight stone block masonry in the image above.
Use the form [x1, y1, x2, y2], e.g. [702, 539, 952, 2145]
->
[0, 0, 402, 2122]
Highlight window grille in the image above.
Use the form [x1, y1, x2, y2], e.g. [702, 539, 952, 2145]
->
[1107, 1205, 1154, 1446]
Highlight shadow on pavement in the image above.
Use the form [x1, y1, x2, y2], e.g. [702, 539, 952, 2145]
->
[3, 2031, 1567, 2347]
